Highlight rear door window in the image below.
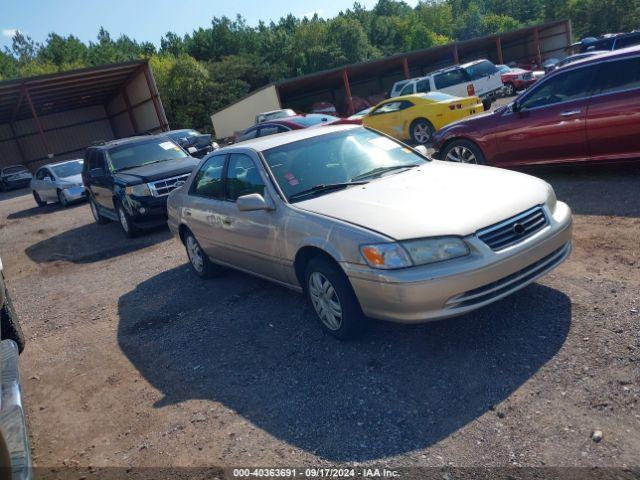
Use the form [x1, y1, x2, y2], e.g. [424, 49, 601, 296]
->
[434, 69, 468, 89]
[258, 125, 281, 137]
[416, 79, 430, 93]
[592, 57, 640, 95]
[371, 100, 413, 115]
[614, 35, 640, 50]
[225, 154, 265, 201]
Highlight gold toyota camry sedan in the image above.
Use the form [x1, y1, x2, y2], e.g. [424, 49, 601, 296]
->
[167, 125, 572, 339]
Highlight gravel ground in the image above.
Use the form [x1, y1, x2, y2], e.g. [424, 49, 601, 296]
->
[0, 160, 638, 473]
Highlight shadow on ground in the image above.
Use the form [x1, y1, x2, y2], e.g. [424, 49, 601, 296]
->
[525, 164, 640, 218]
[118, 265, 571, 461]
[0, 187, 30, 203]
[25, 222, 172, 264]
[7, 200, 85, 220]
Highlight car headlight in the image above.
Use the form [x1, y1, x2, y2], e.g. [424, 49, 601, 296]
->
[546, 184, 557, 213]
[402, 237, 469, 266]
[125, 184, 152, 196]
[360, 237, 469, 269]
[360, 243, 412, 269]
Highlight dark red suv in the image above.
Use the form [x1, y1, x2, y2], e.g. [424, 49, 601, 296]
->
[432, 46, 640, 167]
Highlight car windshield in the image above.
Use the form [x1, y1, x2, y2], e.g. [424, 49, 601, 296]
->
[107, 139, 188, 172]
[51, 160, 83, 178]
[263, 128, 427, 202]
[3, 166, 27, 174]
[497, 65, 511, 73]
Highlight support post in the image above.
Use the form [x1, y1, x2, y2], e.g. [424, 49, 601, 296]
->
[533, 28, 542, 67]
[8, 123, 26, 164]
[24, 87, 52, 159]
[342, 69, 354, 116]
[452, 45, 460, 64]
[402, 57, 410, 79]
[143, 64, 169, 132]
[121, 87, 139, 134]
[496, 37, 504, 64]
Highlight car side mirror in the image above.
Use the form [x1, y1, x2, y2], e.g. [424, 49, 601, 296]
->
[414, 145, 429, 156]
[89, 167, 105, 178]
[236, 193, 273, 212]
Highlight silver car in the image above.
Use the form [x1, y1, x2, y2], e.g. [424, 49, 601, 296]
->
[31, 159, 86, 207]
[167, 125, 572, 339]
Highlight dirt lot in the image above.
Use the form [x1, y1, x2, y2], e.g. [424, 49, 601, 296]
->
[0, 162, 639, 472]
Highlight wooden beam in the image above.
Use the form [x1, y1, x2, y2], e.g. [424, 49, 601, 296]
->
[496, 37, 504, 64]
[143, 64, 169, 132]
[342, 69, 354, 116]
[121, 86, 139, 134]
[8, 122, 26, 164]
[533, 28, 542, 67]
[23, 86, 53, 158]
[452, 45, 460, 64]
[402, 57, 410, 79]
[9, 89, 24, 124]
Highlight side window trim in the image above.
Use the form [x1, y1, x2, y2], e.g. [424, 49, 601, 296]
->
[590, 55, 640, 99]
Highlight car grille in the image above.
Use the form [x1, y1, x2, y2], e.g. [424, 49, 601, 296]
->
[522, 71, 534, 80]
[148, 174, 190, 197]
[477, 206, 548, 251]
[445, 242, 570, 309]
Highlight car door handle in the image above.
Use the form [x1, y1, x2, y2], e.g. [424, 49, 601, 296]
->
[560, 109, 581, 117]
[184, 208, 192, 217]
[222, 217, 233, 226]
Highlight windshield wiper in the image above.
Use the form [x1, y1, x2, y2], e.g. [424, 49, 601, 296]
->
[289, 181, 369, 202]
[351, 164, 419, 181]
[115, 158, 174, 173]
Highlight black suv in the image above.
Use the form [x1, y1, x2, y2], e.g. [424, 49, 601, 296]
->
[82, 135, 199, 237]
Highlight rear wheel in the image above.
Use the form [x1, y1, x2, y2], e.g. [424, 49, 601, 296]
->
[57, 189, 69, 207]
[442, 139, 486, 165]
[304, 257, 366, 340]
[1, 290, 25, 354]
[89, 197, 108, 224]
[33, 191, 46, 207]
[184, 230, 222, 279]
[410, 119, 435, 145]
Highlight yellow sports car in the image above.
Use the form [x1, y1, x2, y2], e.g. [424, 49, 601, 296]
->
[362, 92, 482, 144]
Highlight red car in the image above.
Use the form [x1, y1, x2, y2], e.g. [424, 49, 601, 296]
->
[236, 114, 360, 143]
[497, 65, 537, 95]
[432, 46, 640, 167]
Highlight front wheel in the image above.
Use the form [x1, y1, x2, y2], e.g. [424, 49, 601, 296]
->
[117, 203, 138, 238]
[89, 197, 108, 224]
[441, 140, 486, 165]
[1, 291, 25, 354]
[304, 257, 366, 340]
[410, 119, 435, 145]
[57, 189, 69, 207]
[504, 83, 516, 96]
[33, 191, 46, 207]
[482, 98, 492, 111]
[184, 230, 222, 279]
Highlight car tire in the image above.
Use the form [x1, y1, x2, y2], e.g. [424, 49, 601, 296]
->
[33, 191, 46, 207]
[441, 139, 486, 165]
[505, 83, 516, 96]
[304, 256, 366, 340]
[89, 197, 109, 225]
[116, 202, 138, 238]
[184, 230, 222, 279]
[410, 119, 435, 145]
[482, 98, 492, 111]
[1, 290, 25, 354]
[57, 189, 69, 207]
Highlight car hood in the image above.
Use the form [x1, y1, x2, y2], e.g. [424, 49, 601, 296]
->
[59, 173, 83, 185]
[114, 157, 199, 184]
[294, 161, 550, 240]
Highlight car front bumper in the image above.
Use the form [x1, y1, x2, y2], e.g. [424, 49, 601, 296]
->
[123, 194, 169, 229]
[342, 202, 572, 323]
[61, 186, 87, 202]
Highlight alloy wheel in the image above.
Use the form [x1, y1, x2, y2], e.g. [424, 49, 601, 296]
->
[446, 146, 478, 164]
[58, 190, 68, 207]
[118, 207, 130, 233]
[186, 236, 204, 273]
[413, 122, 433, 144]
[308, 271, 343, 331]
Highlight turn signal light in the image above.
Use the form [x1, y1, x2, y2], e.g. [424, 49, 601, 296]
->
[467, 84, 475, 96]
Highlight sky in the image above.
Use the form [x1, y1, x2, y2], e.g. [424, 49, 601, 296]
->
[1, 0, 418, 51]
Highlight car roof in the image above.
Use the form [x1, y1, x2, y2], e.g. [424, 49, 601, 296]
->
[41, 158, 83, 169]
[1, 164, 27, 170]
[88, 134, 172, 149]
[228, 124, 360, 152]
[559, 44, 640, 70]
